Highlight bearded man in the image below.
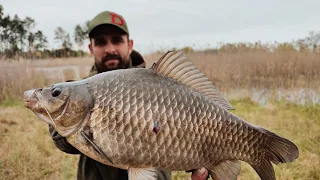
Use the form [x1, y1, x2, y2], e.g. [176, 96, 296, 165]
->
[48, 10, 209, 180]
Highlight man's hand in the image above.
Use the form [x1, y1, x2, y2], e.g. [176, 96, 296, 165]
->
[191, 167, 209, 180]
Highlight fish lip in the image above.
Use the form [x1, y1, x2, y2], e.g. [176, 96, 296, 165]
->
[23, 89, 40, 108]
[23, 98, 38, 108]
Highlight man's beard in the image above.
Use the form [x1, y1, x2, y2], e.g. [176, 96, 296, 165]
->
[94, 54, 131, 73]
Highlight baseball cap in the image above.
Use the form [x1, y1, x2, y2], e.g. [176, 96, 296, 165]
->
[88, 11, 129, 37]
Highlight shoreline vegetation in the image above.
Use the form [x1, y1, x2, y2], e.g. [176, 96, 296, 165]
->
[1, 46, 319, 106]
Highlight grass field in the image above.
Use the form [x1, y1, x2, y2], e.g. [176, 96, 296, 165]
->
[0, 49, 319, 179]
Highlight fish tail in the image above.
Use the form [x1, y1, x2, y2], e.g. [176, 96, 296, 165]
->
[250, 130, 299, 180]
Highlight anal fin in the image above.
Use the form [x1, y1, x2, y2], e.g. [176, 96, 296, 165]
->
[208, 160, 241, 180]
[250, 158, 275, 180]
[128, 168, 158, 180]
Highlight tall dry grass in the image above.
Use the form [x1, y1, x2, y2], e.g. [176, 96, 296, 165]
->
[0, 57, 92, 104]
[144, 50, 320, 91]
[1, 50, 320, 105]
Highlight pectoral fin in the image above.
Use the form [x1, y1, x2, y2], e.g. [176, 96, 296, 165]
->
[80, 131, 114, 164]
[128, 168, 158, 180]
[208, 160, 241, 180]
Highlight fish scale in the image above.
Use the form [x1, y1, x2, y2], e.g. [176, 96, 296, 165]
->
[90, 70, 230, 169]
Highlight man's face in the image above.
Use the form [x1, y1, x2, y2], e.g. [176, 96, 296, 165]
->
[88, 25, 133, 72]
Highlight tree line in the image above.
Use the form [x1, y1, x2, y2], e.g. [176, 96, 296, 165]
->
[1, 4, 320, 60]
[0, 5, 90, 60]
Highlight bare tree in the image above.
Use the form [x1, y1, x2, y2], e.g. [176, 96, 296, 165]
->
[74, 24, 85, 49]
[54, 26, 72, 49]
[74, 20, 89, 51]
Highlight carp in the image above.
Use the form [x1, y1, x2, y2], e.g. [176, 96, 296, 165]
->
[23, 51, 299, 180]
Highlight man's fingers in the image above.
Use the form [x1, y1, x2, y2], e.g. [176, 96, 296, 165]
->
[195, 167, 207, 175]
[191, 167, 209, 180]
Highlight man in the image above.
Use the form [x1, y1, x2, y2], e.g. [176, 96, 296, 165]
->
[48, 10, 209, 180]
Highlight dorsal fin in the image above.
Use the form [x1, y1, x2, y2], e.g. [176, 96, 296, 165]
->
[151, 51, 234, 110]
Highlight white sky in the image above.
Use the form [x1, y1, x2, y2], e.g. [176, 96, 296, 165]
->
[2, 0, 320, 54]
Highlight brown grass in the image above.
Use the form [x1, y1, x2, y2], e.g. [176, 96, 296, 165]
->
[0, 57, 92, 103]
[1, 50, 320, 104]
[0, 106, 78, 180]
[144, 50, 320, 91]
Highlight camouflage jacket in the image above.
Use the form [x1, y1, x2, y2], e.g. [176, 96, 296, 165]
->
[48, 50, 172, 180]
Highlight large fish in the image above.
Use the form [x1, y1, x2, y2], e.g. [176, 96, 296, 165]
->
[23, 51, 299, 180]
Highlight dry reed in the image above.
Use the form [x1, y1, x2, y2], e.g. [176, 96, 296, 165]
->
[144, 50, 320, 91]
[0, 50, 319, 104]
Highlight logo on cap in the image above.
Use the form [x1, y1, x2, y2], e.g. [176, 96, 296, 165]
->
[109, 12, 124, 26]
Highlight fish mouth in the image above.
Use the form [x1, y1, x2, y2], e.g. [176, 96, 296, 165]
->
[23, 89, 40, 108]
[23, 99, 39, 108]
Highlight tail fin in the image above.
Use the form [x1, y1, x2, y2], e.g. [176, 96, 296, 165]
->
[251, 130, 299, 180]
[264, 131, 299, 164]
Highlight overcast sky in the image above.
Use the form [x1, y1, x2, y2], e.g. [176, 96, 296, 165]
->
[2, 0, 320, 54]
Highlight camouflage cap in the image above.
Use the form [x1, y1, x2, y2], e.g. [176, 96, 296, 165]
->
[88, 11, 129, 37]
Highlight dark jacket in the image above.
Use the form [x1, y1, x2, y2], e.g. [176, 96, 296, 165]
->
[48, 50, 171, 180]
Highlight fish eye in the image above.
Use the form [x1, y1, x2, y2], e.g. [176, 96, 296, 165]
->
[52, 88, 62, 97]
